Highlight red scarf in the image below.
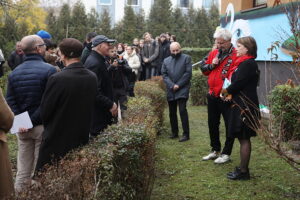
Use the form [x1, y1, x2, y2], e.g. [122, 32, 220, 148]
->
[228, 55, 254, 80]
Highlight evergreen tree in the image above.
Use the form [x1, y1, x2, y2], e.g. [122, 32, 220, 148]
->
[194, 8, 211, 48]
[70, 1, 87, 41]
[170, 7, 186, 45]
[87, 8, 100, 33]
[98, 8, 112, 37]
[45, 8, 59, 41]
[121, 5, 138, 43]
[135, 9, 146, 40]
[56, 4, 71, 41]
[147, 0, 173, 37]
[208, 3, 220, 44]
[183, 5, 197, 47]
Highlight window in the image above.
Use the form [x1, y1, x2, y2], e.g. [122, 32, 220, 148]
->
[127, 0, 139, 6]
[180, 0, 189, 8]
[99, 0, 112, 5]
[203, 0, 219, 9]
[254, 0, 267, 6]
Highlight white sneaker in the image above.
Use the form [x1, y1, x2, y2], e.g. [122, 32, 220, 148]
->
[202, 151, 219, 161]
[214, 154, 230, 164]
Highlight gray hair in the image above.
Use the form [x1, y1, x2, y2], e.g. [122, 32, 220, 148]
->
[213, 28, 232, 41]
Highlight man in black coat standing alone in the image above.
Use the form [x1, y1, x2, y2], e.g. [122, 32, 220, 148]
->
[35, 38, 98, 172]
[161, 42, 192, 142]
[84, 35, 118, 136]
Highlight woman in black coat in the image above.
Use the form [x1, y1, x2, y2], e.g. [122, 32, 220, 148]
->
[221, 36, 260, 180]
[35, 38, 97, 172]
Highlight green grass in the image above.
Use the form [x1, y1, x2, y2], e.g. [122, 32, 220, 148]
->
[151, 106, 300, 200]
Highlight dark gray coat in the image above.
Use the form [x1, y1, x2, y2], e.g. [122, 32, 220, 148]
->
[161, 53, 192, 101]
[141, 40, 159, 66]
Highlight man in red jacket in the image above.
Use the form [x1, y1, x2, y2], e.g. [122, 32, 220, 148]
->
[200, 28, 237, 164]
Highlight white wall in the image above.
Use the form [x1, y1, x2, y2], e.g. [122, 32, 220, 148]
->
[142, 0, 153, 17]
[115, 0, 125, 23]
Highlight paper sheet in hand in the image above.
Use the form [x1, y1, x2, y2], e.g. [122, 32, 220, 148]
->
[222, 78, 231, 89]
[10, 111, 33, 134]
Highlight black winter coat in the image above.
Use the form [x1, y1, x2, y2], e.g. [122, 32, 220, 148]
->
[84, 51, 114, 134]
[108, 60, 132, 90]
[161, 53, 192, 101]
[227, 58, 260, 139]
[6, 54, 56, 126]
[35, 62, 97, 171]
[8, 51, 25, 70]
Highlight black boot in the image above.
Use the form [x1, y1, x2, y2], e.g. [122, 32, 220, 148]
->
[169, 134, 179, 139]
[179, 135, 189, 142]
[227, 167, 250, 180]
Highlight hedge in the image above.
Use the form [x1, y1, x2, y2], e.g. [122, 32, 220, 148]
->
[17, 80, 166, 200]
[190, 70, 208, 106]
[269, 84, 300, 141]
[0, 71, 9, 95]
[182, 47, 211, 64]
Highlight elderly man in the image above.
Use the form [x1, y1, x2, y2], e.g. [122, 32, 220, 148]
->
[200, 28, 237, 164]
[6, 35, 56, 192]
[161, 42, 192, 142]
[84, 35, 118, 136]
[8, 41, 25, 70]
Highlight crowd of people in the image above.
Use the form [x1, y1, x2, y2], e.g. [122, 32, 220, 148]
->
[0, 27, 261, 199]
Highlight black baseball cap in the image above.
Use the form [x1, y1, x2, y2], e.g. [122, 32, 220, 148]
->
[92, 35, 115, 47]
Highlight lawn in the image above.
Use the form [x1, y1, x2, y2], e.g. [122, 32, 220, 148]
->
[151, 106, 300, 200]
[6, 106, 300, 200]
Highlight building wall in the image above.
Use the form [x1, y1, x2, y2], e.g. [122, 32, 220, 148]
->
[221, 0, 298, 14]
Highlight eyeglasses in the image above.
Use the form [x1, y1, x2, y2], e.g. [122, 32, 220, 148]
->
[36, 43, 46, 47]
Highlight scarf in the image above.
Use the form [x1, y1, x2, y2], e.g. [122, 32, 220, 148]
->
[228, 55, 254, 80]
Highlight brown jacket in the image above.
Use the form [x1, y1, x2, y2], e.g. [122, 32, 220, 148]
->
[0, 89, 14, 142]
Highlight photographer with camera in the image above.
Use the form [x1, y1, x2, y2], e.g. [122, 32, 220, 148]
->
[108, 46, 132, 120]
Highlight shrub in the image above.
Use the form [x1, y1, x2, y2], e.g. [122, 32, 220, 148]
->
[190, 70, 208, 106]
[17, 80, 165, 200]
[134, 80, 167, 130]
[0, 72, 9, 95]
[269, 84, 300, 140]
[182, 48, 211, 64]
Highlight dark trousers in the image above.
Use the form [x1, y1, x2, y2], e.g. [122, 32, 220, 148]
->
[113, 88, 127, 111]
[168, 98, 189, 137]
[207, 94, 234, 155]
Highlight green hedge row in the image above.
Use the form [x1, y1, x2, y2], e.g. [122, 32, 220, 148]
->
[190, 70, 208, 106]
[269, 84, 300, 140]
[0, 72, 9, 95]
[182, 47, 210, 64]
[18, 80, 166, 200]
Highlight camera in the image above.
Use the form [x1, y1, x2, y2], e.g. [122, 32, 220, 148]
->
[111, 56, 125, 66]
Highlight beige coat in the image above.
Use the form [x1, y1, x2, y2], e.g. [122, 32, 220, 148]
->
[0, 89, 14, 142]
[0, 88, 14, 199]
[124, 51, 141, 75]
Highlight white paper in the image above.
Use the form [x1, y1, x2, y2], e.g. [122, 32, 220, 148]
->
[222, 78, 231, 89]
[10, 111, 33, 134]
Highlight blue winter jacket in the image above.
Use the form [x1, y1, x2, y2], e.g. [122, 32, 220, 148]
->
[6, 54, 56, 126]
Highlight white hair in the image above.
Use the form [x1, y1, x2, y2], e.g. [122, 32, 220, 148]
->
[213, 28, 232, 41]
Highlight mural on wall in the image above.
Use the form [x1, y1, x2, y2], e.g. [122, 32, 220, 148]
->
[221, 3, 294, 61]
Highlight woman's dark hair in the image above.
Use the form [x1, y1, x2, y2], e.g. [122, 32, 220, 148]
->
[237, 36, 257, 58]
[43, 39, 57, 51]
[170, 35, 176, 42]
[58, 38, 83, 58]
[117, 43, 125, 51]
[86, 32, 97, 42]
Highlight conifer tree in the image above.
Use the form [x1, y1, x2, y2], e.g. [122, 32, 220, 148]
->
[70, 1, 87, 41]
[170, 7, 186, 45]
[98, 8, 112, 37]
[57, 4, 71, 40]
[147, 0, 173, 37]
